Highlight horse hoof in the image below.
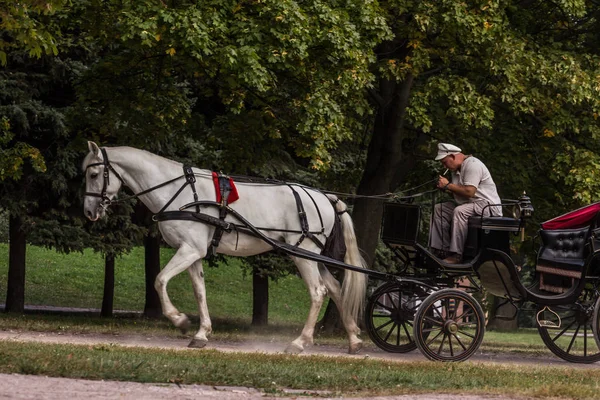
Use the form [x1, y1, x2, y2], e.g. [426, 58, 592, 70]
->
[175, 316, 191, 334]
[349, 341, 363, 354]
[188, 338, 208, 348]
[284, 343, 304, 354]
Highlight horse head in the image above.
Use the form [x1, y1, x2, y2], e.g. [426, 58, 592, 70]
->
[82, 141, 124, 221]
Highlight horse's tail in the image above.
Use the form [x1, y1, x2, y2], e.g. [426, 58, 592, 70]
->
[326, 194, 368, 322]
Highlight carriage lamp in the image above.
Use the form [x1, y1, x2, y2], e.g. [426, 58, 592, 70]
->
[517, 192, 534, 241]
[518, 192, 534, 218]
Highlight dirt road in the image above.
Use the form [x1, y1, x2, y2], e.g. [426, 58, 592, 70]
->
[0, 330, 587, 399]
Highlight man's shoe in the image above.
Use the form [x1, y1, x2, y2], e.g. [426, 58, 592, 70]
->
[443, 254, 462, 264]
[431, 249, 448, 259]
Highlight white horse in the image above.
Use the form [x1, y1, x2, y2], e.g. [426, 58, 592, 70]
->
[82, 141, 368, 353]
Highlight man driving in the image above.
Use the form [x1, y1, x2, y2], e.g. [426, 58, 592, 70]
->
[430, 143, 502, 264]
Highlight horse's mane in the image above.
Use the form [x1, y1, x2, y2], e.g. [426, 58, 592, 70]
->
[82, 145, 182, 171]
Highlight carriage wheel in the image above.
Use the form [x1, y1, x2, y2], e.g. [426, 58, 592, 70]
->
[413, 289, 485, 362]
[538, 289, 600, 364]
[364, 281, 430, 353]
[593, 295, 600, 350]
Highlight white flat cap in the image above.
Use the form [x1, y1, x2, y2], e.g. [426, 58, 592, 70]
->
[435, 143, 462, 161]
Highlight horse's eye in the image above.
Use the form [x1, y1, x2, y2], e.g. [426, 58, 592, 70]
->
[90, 173, 99, 179]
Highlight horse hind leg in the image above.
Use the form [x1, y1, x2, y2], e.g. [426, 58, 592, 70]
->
[285, 257, 327, 354]
[186, 259, 212, 348]
[318, 265, 363, 354]
[154, 245, 201, 335]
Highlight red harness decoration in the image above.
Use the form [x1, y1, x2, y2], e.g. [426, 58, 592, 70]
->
[211, 172, 239, 204]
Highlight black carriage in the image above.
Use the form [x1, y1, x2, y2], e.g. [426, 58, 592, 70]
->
[366, 195, 600, 363]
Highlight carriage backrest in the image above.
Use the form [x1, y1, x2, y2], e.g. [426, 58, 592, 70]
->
[538, 227, 590, 262]
[381, 203, 421, 246]
[536, 226, 590, 294]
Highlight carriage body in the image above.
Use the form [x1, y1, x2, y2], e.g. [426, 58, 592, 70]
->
[368, 197, 600, 363]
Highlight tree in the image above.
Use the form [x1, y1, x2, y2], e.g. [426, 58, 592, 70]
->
[352, 0, 600, 265]
[65, 0, 390, 325]
[0, 52, 84, 311]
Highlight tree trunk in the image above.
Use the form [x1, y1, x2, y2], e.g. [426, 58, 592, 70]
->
[5, 214, 26, 313]
[101, 254, 115, 317]
[352, 71, 416, 265]
[134, 201, 162, 318]
[251, 268, 269, 326]
[143, 234, 162, 318]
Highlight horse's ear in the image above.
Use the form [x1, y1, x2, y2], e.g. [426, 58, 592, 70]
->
[88, 141, 101, 156]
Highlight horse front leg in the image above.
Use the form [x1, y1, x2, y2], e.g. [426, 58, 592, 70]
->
[187, 259, 212, 348]
[286, 258, 327, 354]
[154, 245, 201, 334]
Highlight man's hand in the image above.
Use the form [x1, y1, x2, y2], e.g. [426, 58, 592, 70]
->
[437, 176, 450, 190]
[438, 177, 477, 198]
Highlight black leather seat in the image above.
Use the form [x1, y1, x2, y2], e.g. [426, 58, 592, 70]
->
[468, 216, 521, 232]
[537, 227, 589, 270]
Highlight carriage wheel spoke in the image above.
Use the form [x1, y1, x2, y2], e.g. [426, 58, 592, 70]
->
[449, 300, 459, 320]
[551, 319, 576, 343]
[425, 329, 444, 347]
[432, 304, 445, 320]
[375, 300, 395, 314]
[383, 322, 398, 342]
[566, 324, 581, 354]
[455, 309, 474, 322]
[437, 333, 447, 355]
[401, 322, 413, 343]
[423, 315, 444, 327]
[456, 329, 476, 339]
[444, 301, 451, 320]
[448, 332, 454, 356]
[452, 333, 468, 351]
[584, 324, 588, 355]
[374, 319, 394, 333]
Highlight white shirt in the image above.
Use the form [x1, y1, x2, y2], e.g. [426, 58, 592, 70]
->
[451, 156, 502, 216]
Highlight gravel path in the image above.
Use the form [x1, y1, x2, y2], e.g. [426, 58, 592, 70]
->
[0, 329, 583, 399]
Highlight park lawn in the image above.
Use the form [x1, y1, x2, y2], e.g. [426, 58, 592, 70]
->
[0, 340, 599, 399]
[0, 243, 558, 355]
[0, 244, 591, 398]
[0, 244, 318, 325]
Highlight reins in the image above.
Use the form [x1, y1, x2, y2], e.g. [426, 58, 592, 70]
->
[323, 177, 439, 202]
[85, 148, 440, 210]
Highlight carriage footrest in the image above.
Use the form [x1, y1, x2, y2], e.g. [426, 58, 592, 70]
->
[536, 263, 582, 294]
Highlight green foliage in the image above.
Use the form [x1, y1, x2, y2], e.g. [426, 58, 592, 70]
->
[0, 117, 46, 181]
[0, 0, 67, 65]
[374, 1, 600, 221]
[74, 0, 389, 170]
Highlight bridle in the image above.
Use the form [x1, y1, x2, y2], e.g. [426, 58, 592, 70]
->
[84, 147, 197, 215]
[84, 147, 125, 211]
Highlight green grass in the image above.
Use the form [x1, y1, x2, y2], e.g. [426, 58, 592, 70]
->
[0, 243, 560, 355]
[1, 340, 600, 398]
[1, 244, 596, 397]
[0, 244, 318, 325]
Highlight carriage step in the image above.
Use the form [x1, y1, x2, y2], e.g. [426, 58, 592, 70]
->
[536, 306, 561, 329]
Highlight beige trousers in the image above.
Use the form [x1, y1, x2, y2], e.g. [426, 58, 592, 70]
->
[429, 200, 491, 256]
